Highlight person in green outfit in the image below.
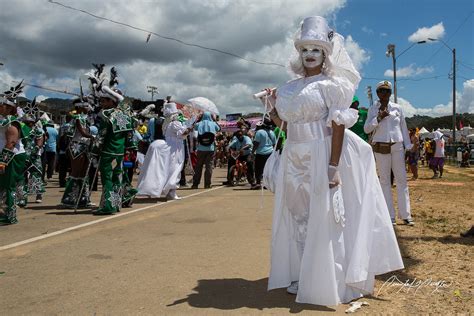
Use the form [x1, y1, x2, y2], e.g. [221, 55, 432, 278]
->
[20, 114, 46, 205]
[93, 80, 135, 215]
[60, 98, 95, 209]
[349, 96, 369, 142]
[0, 82, 27, 225]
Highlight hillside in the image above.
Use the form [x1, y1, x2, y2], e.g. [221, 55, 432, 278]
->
[406, 113, 474, 130]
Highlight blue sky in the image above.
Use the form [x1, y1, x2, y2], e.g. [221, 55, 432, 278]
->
[336, 0, 474, 116]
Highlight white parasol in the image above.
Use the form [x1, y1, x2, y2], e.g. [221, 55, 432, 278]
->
[187, 97, 219, 115]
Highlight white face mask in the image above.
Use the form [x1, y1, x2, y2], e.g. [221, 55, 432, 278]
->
[299, 44, 324, 68]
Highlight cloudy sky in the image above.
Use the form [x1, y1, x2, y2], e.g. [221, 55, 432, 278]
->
[0, 0, 473, 117]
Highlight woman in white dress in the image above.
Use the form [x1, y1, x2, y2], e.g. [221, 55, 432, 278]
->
[137, 102, 192, 200]
[265, 16, 404, 306]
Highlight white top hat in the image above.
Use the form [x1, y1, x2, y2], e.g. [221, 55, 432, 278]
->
[163, 102, 179, 117]
[294, 16, 334, 55]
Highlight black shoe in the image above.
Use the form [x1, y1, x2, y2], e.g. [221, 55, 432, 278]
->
[250, 184, 262, 190]
[222, 181, 229, 185]
[460, 226, 474, 238]
[92, 210, 115, 216]
[204, 185, 211, 189]
[191, 185, 198, 189]
[403, 218, 415, 226]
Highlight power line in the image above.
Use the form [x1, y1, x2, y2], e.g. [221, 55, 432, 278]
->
[458, 60, 474, 71]
[361, 75, 448, 82]
[47, 0, 285, 68]
[420, 11, 473, 68]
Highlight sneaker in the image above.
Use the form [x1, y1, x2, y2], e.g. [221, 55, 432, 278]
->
[250, 184, 262, 190]
[431, 174, 439, 179]
[403, 218, 415, 226]
[191, 185, 198, 189]
[391, 218, 397, 226]
[35, 198, 42, 203]
[204, 185, 211, 189]
[286, 281, 298, 295]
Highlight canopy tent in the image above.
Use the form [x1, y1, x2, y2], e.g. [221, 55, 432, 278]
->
[419, 127, 429, 134]
[218, 117, 262, 132]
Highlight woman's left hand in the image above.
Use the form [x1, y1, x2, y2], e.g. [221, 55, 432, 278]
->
[328, 165, 341, 188]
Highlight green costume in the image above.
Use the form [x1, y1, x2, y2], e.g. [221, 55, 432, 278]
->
[60, 113, 92, 208]
[0, 116, 27, 224]
[349, 108, 369, 142]
[20, 122, 46, 205]
[95, 107, 135, 214]
[122, 129, 138, 208]
[348, 96, 369, 142]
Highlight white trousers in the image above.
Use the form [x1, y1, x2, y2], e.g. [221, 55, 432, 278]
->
[374, 142, 411, 220]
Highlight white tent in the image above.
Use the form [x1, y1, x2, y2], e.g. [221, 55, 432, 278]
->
[419, 127, 429, 134]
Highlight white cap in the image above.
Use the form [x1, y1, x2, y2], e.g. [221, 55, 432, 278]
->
[376, 80, 392, 90]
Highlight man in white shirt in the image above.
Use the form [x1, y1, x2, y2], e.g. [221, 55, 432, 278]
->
[364, 80, 414, 226]
[431, 131, 445, 178]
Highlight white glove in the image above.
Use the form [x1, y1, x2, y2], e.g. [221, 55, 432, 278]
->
[328, 165, 341, 188]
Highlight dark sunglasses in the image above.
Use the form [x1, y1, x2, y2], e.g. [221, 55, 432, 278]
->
[377, 88, 391, 94]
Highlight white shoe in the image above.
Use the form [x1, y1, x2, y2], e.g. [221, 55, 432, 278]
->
[35, 199, 42, 203]
[391, 218, 397, 226]
[286, 281, 298, 295]
[166, 191, 182, 200]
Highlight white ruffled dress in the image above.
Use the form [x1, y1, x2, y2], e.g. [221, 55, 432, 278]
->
[136, 121, 187, 197]
[268, 74, 404, 306]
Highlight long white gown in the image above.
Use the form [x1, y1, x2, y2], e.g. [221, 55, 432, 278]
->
[137, 120, 187, 197]
[268, 74, 404, 306]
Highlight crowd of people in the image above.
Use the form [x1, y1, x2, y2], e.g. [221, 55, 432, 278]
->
[0, 15, 472, 308]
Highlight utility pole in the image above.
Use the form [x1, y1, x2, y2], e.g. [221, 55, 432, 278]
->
[366, 86, 373, 107]
[147, 85, 158, 101]
[386, 41, 427, 104]
[453, 48, 456, 144]
[428, 38, 457, 144]
[386, 44, 397, 103]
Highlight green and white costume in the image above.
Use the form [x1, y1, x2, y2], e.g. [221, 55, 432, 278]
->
[0, 116, 27, 224]
[60, 113, 92, 208]
[96, 107, 135, 214]
[20, 122, 46, 205]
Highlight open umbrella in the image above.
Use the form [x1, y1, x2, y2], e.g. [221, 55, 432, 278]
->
[187, 97, 219, 115]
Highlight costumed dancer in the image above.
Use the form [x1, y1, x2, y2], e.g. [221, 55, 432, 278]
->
[264, 17, 403, 306]
[0, 82, 27, 225]
[59, 98, 94, 208]
[20, 110, 46, 205]
[119, 100, 139, 208]
[93, 67, 135, 215]
[137, 102, 193, 200]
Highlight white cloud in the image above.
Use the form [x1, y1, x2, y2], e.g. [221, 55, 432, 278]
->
[408, 22, 445, 42]
[380, 32, 388, 37]
[394, 79, 474, 117]
[384, 64, 434, 78]
[36, 95, 48, 103]
[344, 35, 370, 71]
[0, 0, 348, 115]
[361, 26, 373, 34]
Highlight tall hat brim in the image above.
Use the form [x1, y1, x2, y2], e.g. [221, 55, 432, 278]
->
[99, 86, 124, 102]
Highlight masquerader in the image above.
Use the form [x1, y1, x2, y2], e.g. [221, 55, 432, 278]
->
[59, 98, 94, 209]
[0, 82, 27, 225]
[93, 67, 135, 215]
[20, 111, 46, 205]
